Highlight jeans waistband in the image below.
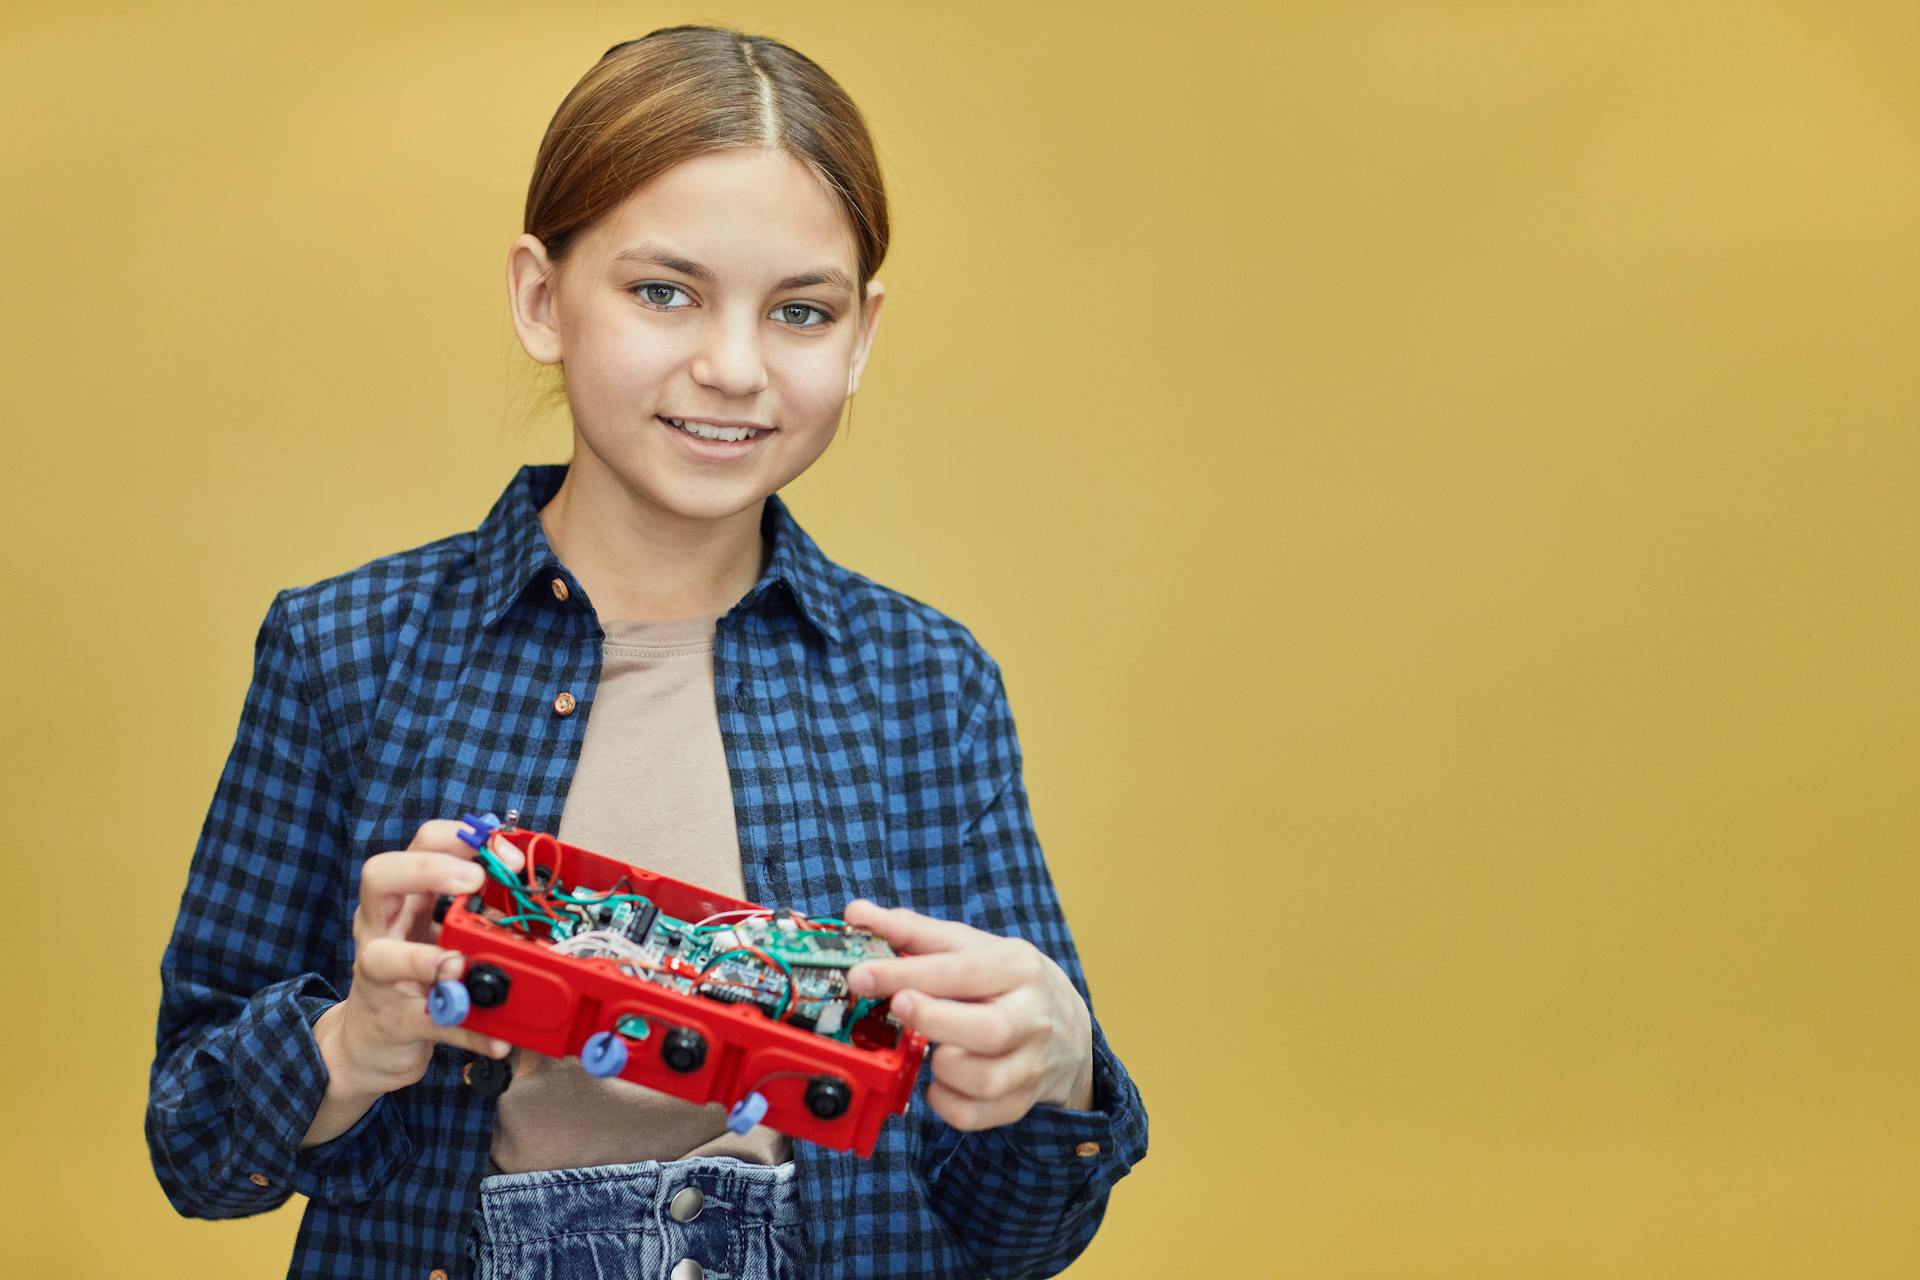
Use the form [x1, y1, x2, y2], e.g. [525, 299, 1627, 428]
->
[473, 1157, 802, 1247]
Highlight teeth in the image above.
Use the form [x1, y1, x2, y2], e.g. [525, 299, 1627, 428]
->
[667, 417, 760, 442]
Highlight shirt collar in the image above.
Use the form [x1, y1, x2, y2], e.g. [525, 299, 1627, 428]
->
[474, 463, 845, 645]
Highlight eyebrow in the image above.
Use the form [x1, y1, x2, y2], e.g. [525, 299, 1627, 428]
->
[611, 244, 855, 296]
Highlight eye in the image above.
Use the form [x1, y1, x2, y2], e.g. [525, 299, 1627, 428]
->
[773, 302, 833, 329]
[630, 282, 692, 309]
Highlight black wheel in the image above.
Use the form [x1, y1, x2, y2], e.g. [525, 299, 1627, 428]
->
[804, 1075, 851, 1120]
[465, 1054, 512, 1098]
[661, 1027, 707, 1073]
[465, 963, 511, 1009]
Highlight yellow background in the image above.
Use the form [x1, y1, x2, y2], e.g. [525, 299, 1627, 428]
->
[3, 2, 1916, 1275]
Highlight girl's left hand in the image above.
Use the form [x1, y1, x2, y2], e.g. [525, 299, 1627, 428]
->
[842, 898, 1096, 1130]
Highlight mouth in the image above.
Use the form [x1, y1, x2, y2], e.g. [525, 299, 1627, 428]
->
[657, 415, 773, 458]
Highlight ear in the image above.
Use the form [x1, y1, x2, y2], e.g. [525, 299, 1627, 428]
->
[506, 233, 566, 366]
[846, 278, 886, 397]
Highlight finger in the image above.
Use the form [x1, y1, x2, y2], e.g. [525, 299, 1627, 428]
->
[356, 944, 514, 1060]
[434, 1025, 516, 1059]
[407, 818, 483, 855]
[925, 1078, 1031, 1132]
[361, 851, 490, 903]
[358, 857, 487, 939]
[843, 899, 990, 956]
[407, 817, 524, 873]
[850, 938, 1039, 1000]
[929, 1041, 1043, 1104]
[887, 989, 1036, 1055]
[358, 937, 468, 991]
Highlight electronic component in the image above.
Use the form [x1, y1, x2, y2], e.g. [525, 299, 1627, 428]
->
[429, 815, 927, 1157]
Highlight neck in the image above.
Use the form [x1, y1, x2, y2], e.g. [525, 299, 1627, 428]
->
[538, 464, 770, 622]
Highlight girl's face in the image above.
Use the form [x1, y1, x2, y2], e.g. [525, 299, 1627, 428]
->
[507, 147, 884, 523]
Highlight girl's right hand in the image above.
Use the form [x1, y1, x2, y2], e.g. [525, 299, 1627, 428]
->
[313, 818, 526, 1101]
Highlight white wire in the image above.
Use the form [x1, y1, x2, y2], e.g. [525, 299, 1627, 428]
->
[553, 929, 653, 963]
[689, 908, 774, 928]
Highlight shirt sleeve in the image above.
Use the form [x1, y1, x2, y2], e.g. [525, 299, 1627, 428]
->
[908, 646, 1151, 1278]
[146, 590, 413, 1217]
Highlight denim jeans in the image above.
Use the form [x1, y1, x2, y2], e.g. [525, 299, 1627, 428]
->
[465, 1157, 806, 1280]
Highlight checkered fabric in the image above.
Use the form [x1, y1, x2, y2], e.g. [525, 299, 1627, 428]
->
[147, 464, 1149, 1278]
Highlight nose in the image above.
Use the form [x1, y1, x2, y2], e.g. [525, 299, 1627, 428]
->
[689, 307, 769, 399]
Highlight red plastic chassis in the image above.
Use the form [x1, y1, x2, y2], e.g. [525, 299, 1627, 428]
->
[433, 824, 928, 1157]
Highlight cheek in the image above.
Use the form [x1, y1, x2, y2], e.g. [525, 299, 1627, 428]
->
[773, 346, 856, 420]
[564, 335, 678, 418]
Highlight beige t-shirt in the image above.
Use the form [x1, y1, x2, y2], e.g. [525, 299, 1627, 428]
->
[488, 613, 796, 1174]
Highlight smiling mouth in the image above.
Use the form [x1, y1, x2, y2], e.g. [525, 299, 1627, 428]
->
[660, 416, 769, 442]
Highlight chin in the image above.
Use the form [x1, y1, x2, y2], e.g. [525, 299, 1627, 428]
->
[628, 474, 774, 524]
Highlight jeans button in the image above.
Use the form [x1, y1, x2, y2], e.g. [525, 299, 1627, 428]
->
[670, 1261, 705, 1280]
[669, 1186, 705, 1222]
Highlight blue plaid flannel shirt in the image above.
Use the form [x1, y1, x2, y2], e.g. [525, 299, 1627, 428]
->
[147, 463, 1148, 1278]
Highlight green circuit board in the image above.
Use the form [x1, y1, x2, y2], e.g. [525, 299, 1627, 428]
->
[478, 877, 898, 1041]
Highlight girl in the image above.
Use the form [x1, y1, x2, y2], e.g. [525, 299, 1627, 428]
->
[147, 25, 1147, 1280]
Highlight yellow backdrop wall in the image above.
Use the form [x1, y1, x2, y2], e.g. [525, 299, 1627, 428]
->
[2, 2, 1916, 1275]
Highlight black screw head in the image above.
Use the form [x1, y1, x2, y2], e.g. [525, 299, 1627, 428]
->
[805, 1075, 852, 1119]
[661, 1027, 707, 1073]
[465, 963, 512, 1009]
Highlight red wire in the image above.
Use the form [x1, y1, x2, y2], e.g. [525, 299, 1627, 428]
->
[528, 832, 563, 890]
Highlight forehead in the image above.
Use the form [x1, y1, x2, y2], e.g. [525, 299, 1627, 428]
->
[583, 147, 857, 278]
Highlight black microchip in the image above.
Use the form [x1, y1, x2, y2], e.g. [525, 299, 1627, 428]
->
[813, 934, 848, 952]
[622, 900, 660, 945]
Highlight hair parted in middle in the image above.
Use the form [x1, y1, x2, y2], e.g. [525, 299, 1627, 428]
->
[523, 24, 891, 314]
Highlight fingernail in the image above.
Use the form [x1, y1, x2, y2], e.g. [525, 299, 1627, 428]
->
[892, 992, 914, 1017]
[458, 867, 485, 889]
[849, 968, 873, 995]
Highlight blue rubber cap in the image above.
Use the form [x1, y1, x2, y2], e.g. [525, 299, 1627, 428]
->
[581, 1030, 629, 1078]
[726, 1090, 770, 1135]
[428, 979, 471, 1027]
[456, 812, 503, 850]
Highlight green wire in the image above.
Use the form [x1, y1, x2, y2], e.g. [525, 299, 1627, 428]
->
[497, 912, 565, 931]
[474, 846, 554, 920]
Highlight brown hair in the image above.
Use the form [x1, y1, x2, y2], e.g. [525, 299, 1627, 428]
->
[524, 25, 890, 309]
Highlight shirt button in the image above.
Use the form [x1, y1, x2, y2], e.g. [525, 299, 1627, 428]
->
[549, 576, 570, 602]
[669, 1185, 705, 1222]
[670, 1261, 705, 1280]
[430, 1270, 450, 1280]
[247, 1172, 270, 1186]
[552, 691, 576, 717]
[1074, 1141, 1101, 1158]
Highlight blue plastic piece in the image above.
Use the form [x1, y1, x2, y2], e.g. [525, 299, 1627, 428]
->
[581, 1030, 629, 1078]
[457, 812, 503, 850]
[428, 980, 471, 1027]
[726, 1090, 770, 1135]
